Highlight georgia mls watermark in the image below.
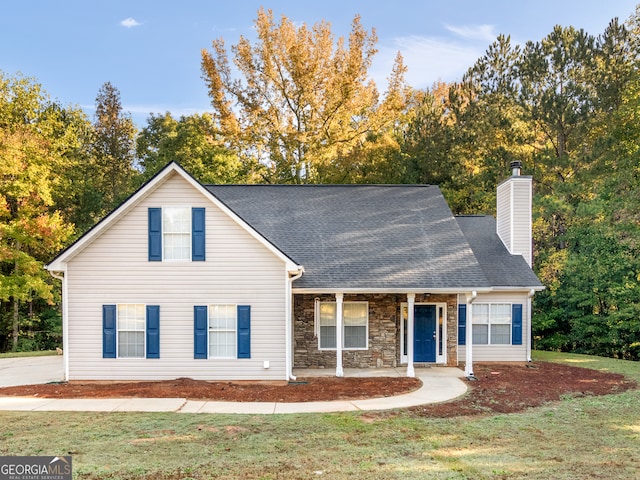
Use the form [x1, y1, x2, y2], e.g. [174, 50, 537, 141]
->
[0, 456, 72, 480]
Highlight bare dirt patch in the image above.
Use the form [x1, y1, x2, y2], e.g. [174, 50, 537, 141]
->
[0, 362, 634, 416]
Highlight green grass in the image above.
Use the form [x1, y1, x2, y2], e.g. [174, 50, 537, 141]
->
[1, 352, 639, 479]
[0, 350, 58, 359]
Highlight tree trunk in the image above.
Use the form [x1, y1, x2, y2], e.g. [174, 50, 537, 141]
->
[12, 244, 20, 352]
[12, 298, 19, 352]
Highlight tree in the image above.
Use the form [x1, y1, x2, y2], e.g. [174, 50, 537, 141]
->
[517, 26, 598, 188]
[531, 16, 640, 358]
[398, 83, 459, 185]
[91, 82, 138, 212]
[0, 72, 74, 351]
[136, 112, 245, 184]
[443, 35, 531, 213]
[42, 103, 102, 235]
[201, 8, 407, 183]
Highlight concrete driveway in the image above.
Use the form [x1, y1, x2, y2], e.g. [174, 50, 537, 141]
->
[0, 355, 64, 387]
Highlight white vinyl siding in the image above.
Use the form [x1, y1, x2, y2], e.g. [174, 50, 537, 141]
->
[458, 293, 530, 363]
[64, 172, 288, 381]
[496, 176, 532, 266]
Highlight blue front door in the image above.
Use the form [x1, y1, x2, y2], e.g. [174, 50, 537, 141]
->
[414, 305, 436, 362]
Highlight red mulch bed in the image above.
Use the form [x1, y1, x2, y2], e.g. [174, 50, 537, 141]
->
[0, 376, 421, 403]
[409, 361, 636, 417]
[0, 362, 635, 416]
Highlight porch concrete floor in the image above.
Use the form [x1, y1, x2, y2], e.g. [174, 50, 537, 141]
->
[293, 366, 460, 378]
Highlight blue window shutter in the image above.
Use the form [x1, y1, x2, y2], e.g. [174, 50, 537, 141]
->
[512, 304, 523, 345]
[458, 304, 467, 346]
[148, 208, 162, 261]
[146, 305, 160, 359]
[192, 208, 206, 261]
[194, 306, 208, 359]
[103, 305, 117, 358]
[237, 305, 251, 359]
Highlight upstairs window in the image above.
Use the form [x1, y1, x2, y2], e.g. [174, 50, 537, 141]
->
[163, 207, 191, 260]
[148, 207, 205, 261]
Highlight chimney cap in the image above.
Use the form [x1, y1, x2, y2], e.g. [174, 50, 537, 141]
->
[510, 161, 523, 169]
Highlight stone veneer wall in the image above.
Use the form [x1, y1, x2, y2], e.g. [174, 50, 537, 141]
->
[293, 293, 459, 369]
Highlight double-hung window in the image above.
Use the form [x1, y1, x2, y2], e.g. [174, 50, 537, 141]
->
[208, 304, 237, 358]
[148, 207, 205, 261]
[317, 301, 368, 350]
[117, 304, 146, 358]
[472, 303, 512, 345]
[163, 207, 191, 260]
[102, 304, 160, 359]
[194, 304, 251, 359]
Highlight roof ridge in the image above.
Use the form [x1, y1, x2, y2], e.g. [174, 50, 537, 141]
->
[206, 184, 436, 188]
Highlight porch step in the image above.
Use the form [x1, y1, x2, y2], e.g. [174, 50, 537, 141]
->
[413, 363, 433, 368]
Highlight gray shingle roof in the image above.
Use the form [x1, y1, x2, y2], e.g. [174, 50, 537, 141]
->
[455, 215, 543, 288]
[208, 184, 538, 291]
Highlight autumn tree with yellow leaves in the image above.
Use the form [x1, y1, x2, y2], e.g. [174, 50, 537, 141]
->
[201, 8, 408, 183]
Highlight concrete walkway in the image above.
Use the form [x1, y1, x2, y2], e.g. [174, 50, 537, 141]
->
[0, 357, 468, 414]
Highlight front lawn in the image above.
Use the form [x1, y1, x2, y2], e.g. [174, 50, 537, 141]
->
[0, 351, 638, 479]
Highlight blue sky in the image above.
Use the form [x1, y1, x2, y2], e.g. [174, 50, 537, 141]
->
[1, 1, 637, 126]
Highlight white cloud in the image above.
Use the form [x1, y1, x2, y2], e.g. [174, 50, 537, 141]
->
[444, 24, 497, 43]
[369, 24, 501, 91]
[120, 17, 141, 28]
[371, 35, 488, 90]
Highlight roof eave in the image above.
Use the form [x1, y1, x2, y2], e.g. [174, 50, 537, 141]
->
[292, 285, 545, 294]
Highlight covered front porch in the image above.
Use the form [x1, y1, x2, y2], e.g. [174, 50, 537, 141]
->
[293, 293, 471, 377]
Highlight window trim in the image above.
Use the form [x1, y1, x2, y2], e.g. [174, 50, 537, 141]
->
[208, 303, 238, 359]
[116, 303, 146, 359]
[162, 205, 192, 261]
[316, 301, 369, 351]
[471, 302, 512, 345]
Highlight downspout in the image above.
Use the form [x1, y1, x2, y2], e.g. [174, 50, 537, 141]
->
[286, 267, 304, 381]
[527, 288, 535, 363]
[49, 268, 68, 382]
[464, 290, 477, 378]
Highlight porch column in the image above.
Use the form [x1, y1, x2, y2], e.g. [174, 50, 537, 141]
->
[335, 293, 344, 377]
[406, 293, 415, 378]
[465, 291, 477, 377]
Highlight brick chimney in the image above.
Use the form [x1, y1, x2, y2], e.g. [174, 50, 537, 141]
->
[496, 161, 533, 267]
